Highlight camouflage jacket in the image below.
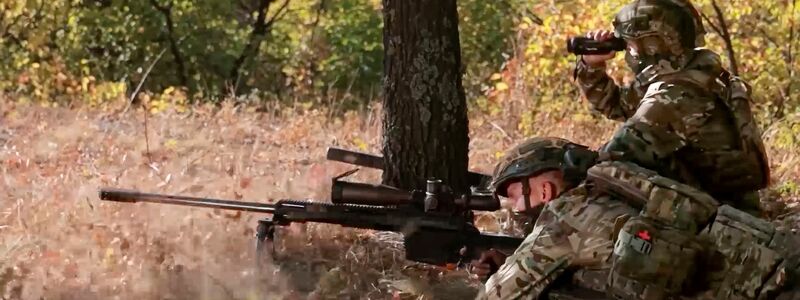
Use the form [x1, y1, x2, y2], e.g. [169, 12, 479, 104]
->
[478, 185, 638, 300]
[574, 49, 770, 211]
[477, 162, 800, 300]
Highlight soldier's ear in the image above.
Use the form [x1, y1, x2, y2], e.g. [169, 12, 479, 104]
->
[542, 181, 558, 202]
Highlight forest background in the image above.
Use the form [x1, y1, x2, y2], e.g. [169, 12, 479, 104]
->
[1, 0, 799, 299]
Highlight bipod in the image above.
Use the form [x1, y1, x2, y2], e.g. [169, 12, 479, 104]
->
[255, 218, 277, 274]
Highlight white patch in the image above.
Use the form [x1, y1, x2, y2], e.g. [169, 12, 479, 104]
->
[568, 233, 582, 252]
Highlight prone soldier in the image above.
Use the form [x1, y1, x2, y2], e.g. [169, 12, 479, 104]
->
[469, 137, 599, 281]
[476, 136, 800, 299]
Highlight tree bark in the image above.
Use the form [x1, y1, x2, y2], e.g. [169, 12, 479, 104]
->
[381, 0, 470, 193]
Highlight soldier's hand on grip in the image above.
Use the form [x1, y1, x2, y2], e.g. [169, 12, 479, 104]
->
[470, 248, 506, 281]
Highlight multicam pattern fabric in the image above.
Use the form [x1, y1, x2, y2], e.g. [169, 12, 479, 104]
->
[477, 185, 638, 300]
[613, 0, 705, 50]
[613, 0, 707, 73]
[587, 161, 718, 299]
[490, 137, 597, 198]
[575, 48, 769, 211]
[587, 161, 719, 231]
[478, 160, 799, 300]
[698, 205, 800, 299]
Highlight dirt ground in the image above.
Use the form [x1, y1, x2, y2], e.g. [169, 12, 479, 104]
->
[1, 101, 797, 299]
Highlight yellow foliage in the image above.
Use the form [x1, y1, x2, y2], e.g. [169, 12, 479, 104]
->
[765, 113, 800, 150]
[103, 247, 115, 269]
[5, 55, 127, 107]
[494, 82, 509, 92]
[494, 151, 504, 159]
[352, 137, 368, 151]
[164, 139, 178, 150]
[147, 86, 188, 114]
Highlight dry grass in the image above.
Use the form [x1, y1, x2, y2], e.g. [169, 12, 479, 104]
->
[0, 96, 797, 300]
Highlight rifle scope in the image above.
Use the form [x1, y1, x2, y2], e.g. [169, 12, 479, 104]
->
[331, 180, 499, 211]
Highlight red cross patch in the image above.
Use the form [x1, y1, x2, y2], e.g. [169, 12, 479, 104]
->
[636, 230, 651, 241]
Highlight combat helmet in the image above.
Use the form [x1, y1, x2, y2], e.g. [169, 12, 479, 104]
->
[490, 137, 598, 199]
[613, 0, 706, 73]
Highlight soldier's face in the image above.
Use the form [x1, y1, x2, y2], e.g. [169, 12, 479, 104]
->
[625, 36, 670, 59]
[505, 172, 564, 213]
[626, 40, 641, 57]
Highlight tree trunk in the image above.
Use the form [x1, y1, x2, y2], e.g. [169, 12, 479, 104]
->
[381, 0, 470, 193]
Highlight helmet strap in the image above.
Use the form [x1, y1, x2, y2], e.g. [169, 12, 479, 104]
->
[521, 177, 533, 212]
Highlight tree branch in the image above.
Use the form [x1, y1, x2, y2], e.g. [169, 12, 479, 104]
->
[29, 0, 46, 30]
[756, 27, 780, 47]
[745, 12, 785, 57]
[5, 10, 24, 31]
[778, 0, 797, 119]
[310, 0, 326, 36]
[124, 46, 170, 114]
[303, 0, 327, 81]
[788, 0, 796, 76]
[18, 0, 47, 41]
[0, 31, 23, 48]
[0, 10, 9, 37]
[710, 0, 739, 75]
[239, 0, 253, 12]
[746, 3, 796, 119]
[264, 0, 291, 33]
[3, 1, 41, 42]
[149, 0, 188, 87]
[699, 12, 722, 38]
[227, 0, 290, 94]
[1, 2, 42, 48]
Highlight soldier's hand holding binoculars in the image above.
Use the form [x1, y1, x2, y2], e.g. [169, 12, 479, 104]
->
[581, 30, 618, 68]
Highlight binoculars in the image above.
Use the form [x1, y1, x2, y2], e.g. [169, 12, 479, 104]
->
[566, 36, 626, 55]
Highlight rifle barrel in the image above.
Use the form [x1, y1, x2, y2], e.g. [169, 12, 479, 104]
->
[98, 188, 277, 214]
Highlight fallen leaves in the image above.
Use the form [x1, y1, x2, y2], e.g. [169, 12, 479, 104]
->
[0, 99, 797, 300]
[239, 177, 252, 189]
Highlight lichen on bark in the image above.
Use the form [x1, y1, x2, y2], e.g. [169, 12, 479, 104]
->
[381, 0, 469, 193]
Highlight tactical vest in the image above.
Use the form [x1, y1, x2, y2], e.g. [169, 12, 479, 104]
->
[641, 50, 770, 205]
[698, 205, 795, 299]
[584, 161, 795, 299]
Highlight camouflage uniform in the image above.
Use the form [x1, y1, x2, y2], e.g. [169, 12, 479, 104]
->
[479, 159, 714, 300]
[478, 2, 787, 297]
[480, 181, 636, 299]
[574, 0, 770, 212]
[490, 137, 599, 234]
[479, 159, 800, 300]
[481, 137, 638, 299]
